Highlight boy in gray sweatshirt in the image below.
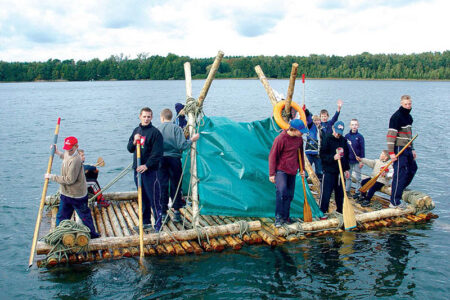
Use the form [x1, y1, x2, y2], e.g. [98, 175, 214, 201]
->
[158, 108, 199, 222]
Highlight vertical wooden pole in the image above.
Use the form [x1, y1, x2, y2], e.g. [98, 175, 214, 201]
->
[284, 63, 298, 117]
[255, 65, 277, 107]
[198, 51, 224, 107]
[28, 117, 60, 268]
[136, 140, 144, 259]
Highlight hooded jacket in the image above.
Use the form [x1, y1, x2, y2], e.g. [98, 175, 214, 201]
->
[174, 103, 187, 129]
[345, 130, 365, 164]
[320, 133, 350, 173]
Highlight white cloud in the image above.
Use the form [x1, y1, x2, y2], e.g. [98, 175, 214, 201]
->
[0, 0, 448, 61]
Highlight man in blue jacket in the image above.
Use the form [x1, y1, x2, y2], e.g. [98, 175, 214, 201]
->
[345, 119, 365, 199]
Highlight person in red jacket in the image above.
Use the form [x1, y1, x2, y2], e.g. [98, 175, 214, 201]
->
[269, 119, 308, 227]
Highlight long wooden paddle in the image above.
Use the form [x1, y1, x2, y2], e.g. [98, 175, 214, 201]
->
[359, 134, 418, 193]
[336, 149, 357, 230]
[28, 117, 61, 268]
[136, 140, 144, 259]
[298, 149, 312, 222]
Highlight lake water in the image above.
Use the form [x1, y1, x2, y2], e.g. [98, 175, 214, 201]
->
[0, 79, 449, 299]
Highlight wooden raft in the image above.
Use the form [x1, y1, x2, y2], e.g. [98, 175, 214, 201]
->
[35, 189, 437, 267]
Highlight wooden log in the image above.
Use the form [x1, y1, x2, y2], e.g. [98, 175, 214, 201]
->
[203, 215, 240, 249]
[113, 203, 140, 256]
[259, 218, 287, 244]
[62, 234, 75, 247]
[155, 244, 167, 256]
[182, 207, 225, 250]
[212, 216, 244, 246]
[222, 217, 252, 244]
[254, 65, 277, 107]
[50, 206, 58, 231]
[304, 158, 321, 192]
[36, 220, 261, 254]
[198, 51, 224, 107]
[75, 233, 89, 247]
[107, 205, 132, 257]
[228, 216, 263, 244]
[166, 221, 195, 254]
[94, 207, 106, 237]
[277, 206, 416, 236]
[284, 63, 298, 116]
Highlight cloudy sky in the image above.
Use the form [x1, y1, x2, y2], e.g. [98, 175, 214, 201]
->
[0, 0, 448, 62]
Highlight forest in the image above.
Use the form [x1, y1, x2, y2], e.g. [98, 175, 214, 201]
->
[0, 51, 448, 82]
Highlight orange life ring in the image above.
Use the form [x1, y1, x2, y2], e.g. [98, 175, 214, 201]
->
[273, 100, 307, 129]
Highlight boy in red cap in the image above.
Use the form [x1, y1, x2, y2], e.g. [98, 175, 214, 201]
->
[269, 119, 308, 227]
[45, 136, 100, 239]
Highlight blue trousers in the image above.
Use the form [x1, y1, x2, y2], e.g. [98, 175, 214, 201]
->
[159, 156, 184, 213]
[56, 194, 99, 238]
[320, 172, 344, 214]
[360, 178, 384, 201]
[307, 154, 323, 179]
[275, 171, 296, 220]
[390, 147, 417, 206]
[134, 170, 162, 230]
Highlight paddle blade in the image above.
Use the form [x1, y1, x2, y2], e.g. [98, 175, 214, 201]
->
[303, 199, 312, 222]
[343, 195, 357, 230]
[96, 157, 105, 167]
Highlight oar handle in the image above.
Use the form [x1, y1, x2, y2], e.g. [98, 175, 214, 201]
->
[336, 149, 347, 190]
[28, 117, 61, 268]
[136, 140, 144, 258]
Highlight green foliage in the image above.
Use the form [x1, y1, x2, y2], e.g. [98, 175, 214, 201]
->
[0, 51, 448, 82]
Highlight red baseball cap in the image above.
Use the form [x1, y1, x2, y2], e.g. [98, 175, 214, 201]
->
[63, 136, 78, 150]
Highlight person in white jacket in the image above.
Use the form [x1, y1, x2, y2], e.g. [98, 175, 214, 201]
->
[356, 150, 393, 207]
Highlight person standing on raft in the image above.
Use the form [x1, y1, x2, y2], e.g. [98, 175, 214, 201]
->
[158, 108, 199, 223]
[127, 107, 164, 232]
[319, 121, 350, 218]
[45, 136, 100, 239]
[269, 119, 308, 228]
[387, 95, 417, 209]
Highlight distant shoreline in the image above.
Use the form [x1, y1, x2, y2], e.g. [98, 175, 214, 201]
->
[1, 77, 449, 84]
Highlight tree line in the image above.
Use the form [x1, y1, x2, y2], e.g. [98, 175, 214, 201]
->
[0, 51, 448, 82]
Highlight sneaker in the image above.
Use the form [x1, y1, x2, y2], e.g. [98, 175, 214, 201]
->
[353, 193, 361, 200]
[320, 215, 328, 220]
[361, 200, 371, 207]
[274, 217, 283, 228]
[90, 232, 100, 239]
[283, 218, 294, 225]
[133, 224, 153, 232]
[173, 210, 182, 223]
[389, 202, 408, 210]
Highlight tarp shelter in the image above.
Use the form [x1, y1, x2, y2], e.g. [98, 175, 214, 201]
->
[183, 116, 324, 219]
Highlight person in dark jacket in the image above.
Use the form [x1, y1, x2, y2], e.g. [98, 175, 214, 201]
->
[344, 119, 365, 198]
[319, 121, 350, 217]
[174, 103, 187, 129]
[127, 107, 164, 231]
[386, 95, 417, 208]
[269, 119, 308, 227]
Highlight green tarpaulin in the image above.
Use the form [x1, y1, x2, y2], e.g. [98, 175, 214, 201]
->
[183, 116, 324, 219]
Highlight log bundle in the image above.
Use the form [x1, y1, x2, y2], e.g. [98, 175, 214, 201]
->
[37, 189, 437, 268]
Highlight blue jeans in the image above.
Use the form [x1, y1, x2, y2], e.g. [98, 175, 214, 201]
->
[391, 147, 417, 206]
[275, 171, 296, 220]
[306, 154, 323, 179]
[57, 194, 99, 238]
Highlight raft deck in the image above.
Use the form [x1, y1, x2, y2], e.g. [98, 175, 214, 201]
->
[35, 188, 437, 267]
